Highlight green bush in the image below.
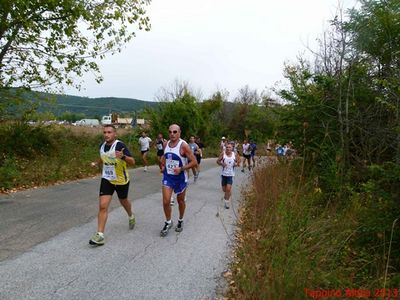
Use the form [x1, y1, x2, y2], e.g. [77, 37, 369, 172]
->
[0, 156, 20, 190]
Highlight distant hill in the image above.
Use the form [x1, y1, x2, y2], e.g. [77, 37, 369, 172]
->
[34, 93, 159, 117]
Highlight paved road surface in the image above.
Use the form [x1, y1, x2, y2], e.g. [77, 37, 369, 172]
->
[0, 159, 248, 299]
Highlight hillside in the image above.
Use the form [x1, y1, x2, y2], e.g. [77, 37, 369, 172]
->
[36, 93, 159, 117]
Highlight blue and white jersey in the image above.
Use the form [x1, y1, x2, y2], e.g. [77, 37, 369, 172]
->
[163, 139, 188, 184]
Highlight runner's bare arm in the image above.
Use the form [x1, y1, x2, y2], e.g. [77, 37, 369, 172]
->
[235, 153, 241, 166]
[216, 153, 224, 166]
[160, 154, 166, 172]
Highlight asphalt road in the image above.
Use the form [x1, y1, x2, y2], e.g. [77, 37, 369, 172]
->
[0, 158, 248, 300]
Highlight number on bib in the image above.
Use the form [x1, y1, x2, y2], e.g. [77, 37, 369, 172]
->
[166, 159, 180, 175]
[103, 165, 117, 181]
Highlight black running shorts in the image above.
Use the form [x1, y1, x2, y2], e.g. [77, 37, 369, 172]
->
[99, 178, 130, 199]
[196, 154, 201, 164]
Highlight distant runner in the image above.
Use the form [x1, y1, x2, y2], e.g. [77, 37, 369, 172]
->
[241, 139, 252, 172]
[250, 140, 257, 168]
[155, 133, 167, 171]
[220, 137, 227, 152]
[217, 143, 240, 209]
[195, 136, 204, 174]
[188, 136, 201, 182]
[138, 132, 152, 172]
[89, 124, 136, 246]
[160, 124, 197, 236]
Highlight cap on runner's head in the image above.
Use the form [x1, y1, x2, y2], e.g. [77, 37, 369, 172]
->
[221, 137, 226, 140]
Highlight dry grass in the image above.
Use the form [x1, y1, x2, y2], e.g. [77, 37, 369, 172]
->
[62, 124, 131, 137]
[224, 159, 377, 300]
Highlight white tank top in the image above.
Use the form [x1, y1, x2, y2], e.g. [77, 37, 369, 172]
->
[221, 151, 236, 177]
[243, 143, 251, 155]
[164, 139, 188, 181]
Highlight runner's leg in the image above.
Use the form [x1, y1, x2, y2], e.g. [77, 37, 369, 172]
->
[142, 151, 148, 167]
[224, 184, 232, 201]
[119, 198, 133, 216]
[162, 186, 173, 221]
[97, 195, 113, 233]
[176, 190, 186, 220]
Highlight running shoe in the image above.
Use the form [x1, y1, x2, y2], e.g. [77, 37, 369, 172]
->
[241, 169, 245, 173]
[170, 198, 175, 206]
[144, 166, 148, 172]
[89, 232, 105, 246]
[224, 201, 230, 209]
[160, 221, 173, 237]
[129, 214, 136, 230]
[194, 174, 198, 182]
[175, 220, 184, 232]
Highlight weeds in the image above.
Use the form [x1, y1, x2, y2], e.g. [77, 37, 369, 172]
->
[226, 160, 399, 299]
[0, 124, 160, 192]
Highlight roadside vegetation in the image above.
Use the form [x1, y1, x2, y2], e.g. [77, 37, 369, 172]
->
[225, 1, 400, 298]
[0, 123, 161, 191]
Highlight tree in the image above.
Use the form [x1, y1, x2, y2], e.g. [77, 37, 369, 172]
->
[346, 0, 400, 163]
[145, 91, 203, 140]
[0, 0, 151, 90]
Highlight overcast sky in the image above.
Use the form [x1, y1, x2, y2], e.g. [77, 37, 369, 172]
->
[65, 0, 358, 102]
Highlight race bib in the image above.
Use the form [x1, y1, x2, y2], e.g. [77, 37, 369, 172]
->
[157, 143, 163, 150]
[103, 164, 117, 181]
[165, 159, 180, 175]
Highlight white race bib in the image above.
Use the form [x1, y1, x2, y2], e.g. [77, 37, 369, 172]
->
[166, 159, 180, 175]
[103, 164, 117, 181]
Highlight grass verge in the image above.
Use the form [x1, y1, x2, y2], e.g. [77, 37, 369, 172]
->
[225, 159, 400, 299]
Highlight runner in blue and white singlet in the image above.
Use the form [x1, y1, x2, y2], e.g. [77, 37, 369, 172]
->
[160, 124, 198, 237]
[163, 139, 189, 192]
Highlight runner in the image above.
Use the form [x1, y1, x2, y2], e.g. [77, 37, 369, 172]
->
[220, 137, 227, 152]
[217, 143, 240, 209]
[232, 140, 239, 155]
[188, 135, 201, 182]
[276, 143, 285, 157]
[241, 139, 252, 172]
[195, 136, 204, 174]
[250, 140, 257, 168]
[89, 124, 136, 246]
[155, 133, 167, 171]
[138, 132, 152, 172]
[160, 124, 197, 236]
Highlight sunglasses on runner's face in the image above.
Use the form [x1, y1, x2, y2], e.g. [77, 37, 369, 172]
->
[103, 131, 113, 134]
[169, 130, 178, 134]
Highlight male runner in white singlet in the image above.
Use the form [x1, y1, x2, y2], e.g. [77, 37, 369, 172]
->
[159, 124, 197, 236]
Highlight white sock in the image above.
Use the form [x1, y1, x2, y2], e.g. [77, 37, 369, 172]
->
[97, 232, 104, 237]
[166, 220, 171, 224]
